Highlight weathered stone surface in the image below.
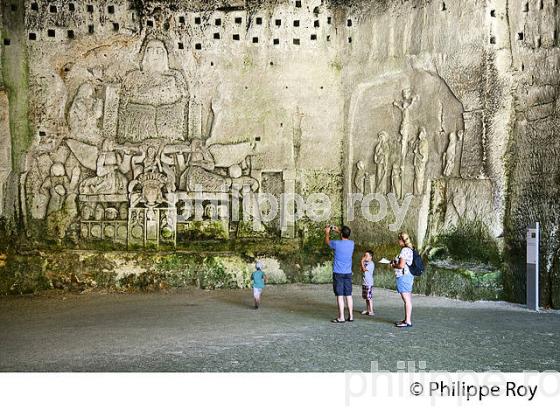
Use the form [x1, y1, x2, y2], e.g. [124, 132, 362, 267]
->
[443, 178, 499, 236]
[0, 249, 318, 294]
[0, 0, 558, 306]
[0, 91, 11, 218]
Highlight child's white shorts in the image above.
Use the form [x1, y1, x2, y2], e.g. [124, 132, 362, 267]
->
[253, 288, 263, 297]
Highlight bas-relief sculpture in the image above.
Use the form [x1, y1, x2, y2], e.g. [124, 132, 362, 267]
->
[118, 39, 188, 143]
[347, 69, 469, 244]
[68, 83, 104, 146]
[393, 88, 419, 198]
[353, 86, 451, 200]
[16, 27, 481, 249]
[413, 127, 429, 196]
[21, 35, 287, 247]
[373, 131, 389, 194]
[353, 160, 367, 194]
[80, 139, 130, 196]
[443, 130, 463, 177]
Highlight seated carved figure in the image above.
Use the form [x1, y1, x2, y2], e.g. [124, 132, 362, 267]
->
[179, 138, 231, 193]
[80, 139, 131, 195]
[117, 39, 188, 143]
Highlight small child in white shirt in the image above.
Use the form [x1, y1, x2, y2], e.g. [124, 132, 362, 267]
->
[360, 250, 375, 316]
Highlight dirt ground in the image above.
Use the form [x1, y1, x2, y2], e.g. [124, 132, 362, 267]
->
[1, 284, 559, 372]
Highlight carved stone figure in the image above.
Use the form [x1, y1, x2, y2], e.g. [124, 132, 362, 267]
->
[353, 160, 366, 194]
[68, 83, 103, 146]
[81, 204, 94, 220]
[413, 127, 429, 195]
[393, 88, 419, 195]
[41, 163, 69, 215]
[373, 131, 389, 193]
[118, 203, 128, 220]
[117, 39, 188, 143]
[178, 200, 193, 220]
[390, 162, 402, 199]
[94, 204, 104, 221]
[80, 139, 131, 195]
[179, 138, 231, 192]
[133, 171, 168, 207]
[41, 163, 80, 238]
[443, 131, 457, 177]
[129, 140, 178, 193]
[393, 88, 419, 143]
[105, 207, 119, 220]
[229, 164, 259, 192]
[27, 165, 50, 220]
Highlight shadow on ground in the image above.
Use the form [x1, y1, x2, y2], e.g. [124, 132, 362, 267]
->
[0, 284, 558, 372]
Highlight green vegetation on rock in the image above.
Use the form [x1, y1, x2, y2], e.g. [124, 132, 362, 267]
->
[433, 219, 501, 266]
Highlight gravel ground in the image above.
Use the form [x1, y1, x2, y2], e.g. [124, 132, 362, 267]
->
[0, 284, 559, 372]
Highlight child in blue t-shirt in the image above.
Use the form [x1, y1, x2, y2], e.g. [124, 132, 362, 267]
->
[251, 261, 267, 309]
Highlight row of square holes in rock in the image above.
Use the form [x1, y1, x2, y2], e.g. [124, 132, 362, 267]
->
[179, 16, 352, 28]
[180, 35, 353, 49]
[18, 5, 556, 44]
[20, 30, 353, 46]
[440, 1, 554, 13]
[27, 3, 117, 14]
[488, 0, 553, 15]
[436, 1, 552, 11]
[26, 1, 310, 14]
[489, 31, 556, 46]
[23, 17, 352, 41]
[22, 1, 555, 17]
[25, 25, 116, 40]
[516, 31, 557, 41]
[23, 12, 351, 30]
[24, 2, 353, 28]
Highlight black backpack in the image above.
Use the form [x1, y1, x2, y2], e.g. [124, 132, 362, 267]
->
[408, 248, 425, 276]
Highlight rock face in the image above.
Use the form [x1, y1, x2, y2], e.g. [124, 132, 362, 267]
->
[0, 0, 558, 306]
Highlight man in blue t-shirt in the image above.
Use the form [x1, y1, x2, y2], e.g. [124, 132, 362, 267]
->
[325, 225, 355, 323]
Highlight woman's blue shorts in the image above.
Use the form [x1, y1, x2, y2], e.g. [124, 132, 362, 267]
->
[396, 274, 414, 294]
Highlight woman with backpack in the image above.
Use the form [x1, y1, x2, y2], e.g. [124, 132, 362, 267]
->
[390, 232, 416, 328]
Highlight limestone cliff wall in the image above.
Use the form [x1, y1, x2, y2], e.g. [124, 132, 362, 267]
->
[0, 0, 558, 306]
[505, 0, 560, 308]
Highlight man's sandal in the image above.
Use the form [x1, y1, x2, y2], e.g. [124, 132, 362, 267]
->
[331, 318, 346, 323]
[395, 322, 413, 328]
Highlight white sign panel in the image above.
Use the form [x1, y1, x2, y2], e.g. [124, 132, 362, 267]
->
[527, 228, 538, 264]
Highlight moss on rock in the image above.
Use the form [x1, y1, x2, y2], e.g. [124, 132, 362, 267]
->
[433, 220, 501, 266]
